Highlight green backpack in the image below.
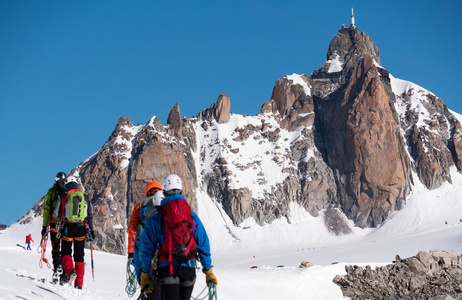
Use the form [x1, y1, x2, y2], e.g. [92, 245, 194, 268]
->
[63, 189, 86, 222]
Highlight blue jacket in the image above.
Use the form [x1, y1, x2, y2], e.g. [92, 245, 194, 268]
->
[139, 193, 212, 273]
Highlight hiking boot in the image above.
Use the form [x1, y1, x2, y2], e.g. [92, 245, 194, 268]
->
[59, 273, 68, 285]
[52, 265, 63, 283]
[74, 284, 82, 289]
[67, 270, 77, 286]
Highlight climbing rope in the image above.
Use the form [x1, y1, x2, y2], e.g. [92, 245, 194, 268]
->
[126, 258, 139, 297]
[37, 226, 51, 269]
[191, 282, 217, 300]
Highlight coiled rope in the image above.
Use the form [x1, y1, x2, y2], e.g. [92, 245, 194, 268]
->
[191, 282, 217, 300]
[126, 258, 139, 297]
[37, 226, 51, 269]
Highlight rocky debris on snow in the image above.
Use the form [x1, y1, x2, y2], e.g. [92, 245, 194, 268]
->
[333, 249, 462, 300]
[299, 261, 313, 268]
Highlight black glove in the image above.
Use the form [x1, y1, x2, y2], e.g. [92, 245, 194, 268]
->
[90, 230, 95, 241]
[41, 227, 47, 237]
[128, 253, 134, 259]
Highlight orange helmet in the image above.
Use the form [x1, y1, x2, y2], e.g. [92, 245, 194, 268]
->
[145, 180, 162, 196]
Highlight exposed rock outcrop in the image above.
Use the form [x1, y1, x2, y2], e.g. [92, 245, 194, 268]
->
[215, 94, 231, 123]
[316, 54, 410, 228]
[197, 94, 231, 124]
[167, 103, 183, 140]
[452, 121, 462, 171]
[261, 74, 314, 130]
[334, 249, 462, 300]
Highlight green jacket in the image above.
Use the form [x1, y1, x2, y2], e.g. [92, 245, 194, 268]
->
[42, 185, 62, 227]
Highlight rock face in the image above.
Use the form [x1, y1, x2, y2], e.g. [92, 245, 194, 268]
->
[316, 54, 410, 227]
[196, 93, 231, 124]
[333, 249, 462, 300]
[215, 94, 231, 123]
[24, 25, 462, 254]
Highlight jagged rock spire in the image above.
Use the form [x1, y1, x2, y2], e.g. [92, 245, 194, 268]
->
[167, 103, 183, 139]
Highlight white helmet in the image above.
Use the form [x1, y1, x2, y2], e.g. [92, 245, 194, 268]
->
[162, 174, 183, 192]
[65, 176, 78, 185]
[152, 190, 165, 207]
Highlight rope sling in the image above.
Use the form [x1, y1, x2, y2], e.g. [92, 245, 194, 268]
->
[126, 258, 139, 297]
[37, 226, 51, 269]
[191, 282, 218, 300]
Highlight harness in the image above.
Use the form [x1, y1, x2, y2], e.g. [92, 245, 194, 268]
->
[61, 235, 86, 242]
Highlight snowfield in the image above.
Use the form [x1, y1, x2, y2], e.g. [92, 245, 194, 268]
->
[1, 167, 462, 299]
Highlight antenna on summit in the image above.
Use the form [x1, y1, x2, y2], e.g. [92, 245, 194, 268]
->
[350, 7, 355, 28]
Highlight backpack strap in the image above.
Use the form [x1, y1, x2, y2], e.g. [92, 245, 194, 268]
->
[168, 227, 173, 275]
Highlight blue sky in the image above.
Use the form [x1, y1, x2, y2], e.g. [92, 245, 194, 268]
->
[0, 0, 461, 226]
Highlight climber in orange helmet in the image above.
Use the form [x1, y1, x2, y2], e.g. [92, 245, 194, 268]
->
[127, 180, 163, 299]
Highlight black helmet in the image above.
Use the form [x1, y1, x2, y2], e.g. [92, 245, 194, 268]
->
[55, 172, 67, 182]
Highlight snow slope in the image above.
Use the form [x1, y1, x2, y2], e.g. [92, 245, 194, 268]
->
[2, 168, 462, 300]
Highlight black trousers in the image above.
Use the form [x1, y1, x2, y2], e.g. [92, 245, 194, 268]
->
[157, 266, 196, 300]
[49, 223, 61, 270]
[60, 223, 85, 263]
[141, 283, 161, 300]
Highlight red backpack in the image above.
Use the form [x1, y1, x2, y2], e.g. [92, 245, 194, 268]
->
[158, 197, 198, 274]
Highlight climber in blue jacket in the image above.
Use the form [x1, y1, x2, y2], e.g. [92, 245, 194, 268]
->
[139, 174, 217, 300]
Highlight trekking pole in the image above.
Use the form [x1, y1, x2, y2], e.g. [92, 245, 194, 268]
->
[90, 241, 95, 281]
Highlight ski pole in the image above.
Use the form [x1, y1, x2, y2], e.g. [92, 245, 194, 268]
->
[91, 241, 95, 281]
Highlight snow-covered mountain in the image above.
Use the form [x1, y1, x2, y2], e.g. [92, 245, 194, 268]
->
[21, 24, 462, 259]
[2, 169, 462, 299]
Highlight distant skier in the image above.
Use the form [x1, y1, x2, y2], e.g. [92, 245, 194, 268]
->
[25, 233, 34, 250]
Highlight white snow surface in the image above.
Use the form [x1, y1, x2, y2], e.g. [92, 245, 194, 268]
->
[2, 168, 462, 299]
[326, 54, 343, 73]
[390, 73, 436, 129]
[194, 114, 308, 201]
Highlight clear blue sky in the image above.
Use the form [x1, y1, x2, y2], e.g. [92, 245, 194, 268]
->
[0, 0, 461, 226]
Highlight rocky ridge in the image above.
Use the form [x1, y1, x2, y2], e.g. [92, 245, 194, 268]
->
[333, 249, 462, 300]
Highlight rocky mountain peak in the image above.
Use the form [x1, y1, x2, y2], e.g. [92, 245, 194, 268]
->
[105, 117, 134, 143]
[315, 27, 380, 80]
